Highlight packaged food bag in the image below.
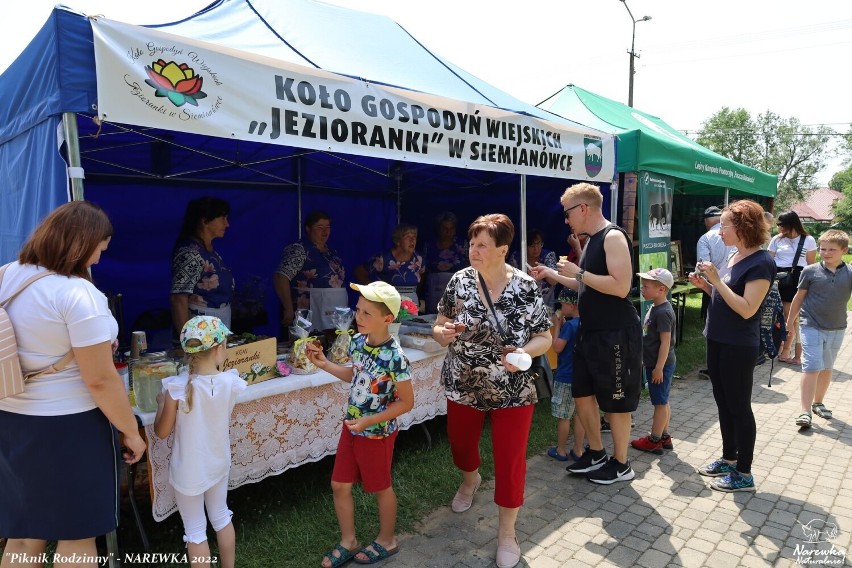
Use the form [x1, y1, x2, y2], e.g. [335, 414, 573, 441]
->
[289, 314, 318, 372]
[329, 307, 355, 364]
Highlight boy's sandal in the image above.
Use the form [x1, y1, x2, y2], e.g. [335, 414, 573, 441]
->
[795, 413, 812, 428]
[547, 447, 570, 462]
[812, 403, 832, 419]
[353, 541, 399, 565]
[322, 543, 358, 568]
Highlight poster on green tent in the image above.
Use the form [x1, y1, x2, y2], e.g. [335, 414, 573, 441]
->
[637, 171, 675, 318]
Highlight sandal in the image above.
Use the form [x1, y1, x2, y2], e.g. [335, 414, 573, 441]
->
[322, 543, 358, 568]
[789, 358, 802, 365]
[353, 541, 399, 565]
[795, 413, 812, 428]
[778, 357, 793, 364]
[812, 403, 833, 419]
[547, 447, 570, 462]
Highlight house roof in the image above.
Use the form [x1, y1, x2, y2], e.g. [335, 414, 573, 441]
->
[792, 188, 843, 222]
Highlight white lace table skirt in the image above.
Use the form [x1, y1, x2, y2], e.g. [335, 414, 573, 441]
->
[142, 350, 447, 521]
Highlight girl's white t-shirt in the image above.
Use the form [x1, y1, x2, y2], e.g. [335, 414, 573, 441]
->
[163, 369, 247, 496]
[0, 262, 117, 416]
[768, 235, 817, 267]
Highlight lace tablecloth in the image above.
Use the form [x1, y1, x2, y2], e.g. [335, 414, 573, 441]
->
[140, 349, 446, 521]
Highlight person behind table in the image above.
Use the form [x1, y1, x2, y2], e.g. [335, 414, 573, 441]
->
[630, 268, 676, 455]
[306, 281, 414, 567]
[273, 210, 347, 335]
[355, 224, 426, 309]
[170, 196, 235, 333]
[0, 202, 146, 564]
[432, 213, 552, 568]
[547, 287, 587, 462]
[768, 210, 817, 365]
[423, 211, 469, 313]
[508, 228, 559, 310]
[154, 316, 244, 568]
[529, 183, 641, 486]
[689, 200, 775, 493]
[786, 230, 852, 429]
[696, 205, 733, 379]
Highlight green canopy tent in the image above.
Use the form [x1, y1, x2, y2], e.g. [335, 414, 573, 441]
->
[538, 84, 777, 198]
[538, 85, 777, 269]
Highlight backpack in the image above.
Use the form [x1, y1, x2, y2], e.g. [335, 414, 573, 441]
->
[759, 281, 787, 385]
[0, 264, 75, 399]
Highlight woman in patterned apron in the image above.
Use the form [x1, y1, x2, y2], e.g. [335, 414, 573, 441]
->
[170, 196, 235, 333]
[273, 210, 348, 333]
[423, 212, 468, 314]
[358, 224, 425, 309]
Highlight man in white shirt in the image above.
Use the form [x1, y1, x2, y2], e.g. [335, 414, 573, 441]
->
[696, 206, 733, 379]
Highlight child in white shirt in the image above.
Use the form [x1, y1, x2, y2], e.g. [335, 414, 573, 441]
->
[154, 316, 246, 568]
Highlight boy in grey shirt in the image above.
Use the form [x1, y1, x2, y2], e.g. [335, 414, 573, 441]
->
[788, 230, 852, 428]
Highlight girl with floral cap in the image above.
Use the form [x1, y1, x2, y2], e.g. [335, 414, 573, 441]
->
[154, 315, 246, 568]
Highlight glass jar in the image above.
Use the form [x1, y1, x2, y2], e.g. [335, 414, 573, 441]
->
[131, 352, 178, 412]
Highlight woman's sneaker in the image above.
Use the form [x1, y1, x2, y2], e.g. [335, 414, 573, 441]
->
[697, 459, 736, 477]
[710, 470, 755, 492]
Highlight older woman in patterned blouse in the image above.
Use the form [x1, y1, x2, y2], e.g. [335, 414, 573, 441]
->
[432, 213, 552, 568]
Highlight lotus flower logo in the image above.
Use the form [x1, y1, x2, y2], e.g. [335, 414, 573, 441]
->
[145, 59, 207, 107]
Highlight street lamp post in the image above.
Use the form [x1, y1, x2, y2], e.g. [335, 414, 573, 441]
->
[621, 0, 651, 108]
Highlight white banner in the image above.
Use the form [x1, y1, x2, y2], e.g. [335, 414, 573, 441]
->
[91, 18, 613, 182]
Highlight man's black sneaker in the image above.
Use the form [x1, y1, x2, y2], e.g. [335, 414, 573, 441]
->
[698, 368, 710, 380]
[600, 416, 611, 432]
[566, 449, 608, 474]
[587, 457, 635, 485]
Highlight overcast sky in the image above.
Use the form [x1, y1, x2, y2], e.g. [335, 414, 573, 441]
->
[3, 0, 850, 183]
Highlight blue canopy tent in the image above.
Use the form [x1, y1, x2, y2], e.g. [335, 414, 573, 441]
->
[0, 1, 615, 341]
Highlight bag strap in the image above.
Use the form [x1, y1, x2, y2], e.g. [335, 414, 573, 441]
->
[477, 271, 510, 345]
[0, 263, 75, 380]
[0, 263, 56, 309]
[791, 236, 806, 268]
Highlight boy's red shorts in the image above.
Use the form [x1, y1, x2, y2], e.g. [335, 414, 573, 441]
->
[331, 426, 398, 493]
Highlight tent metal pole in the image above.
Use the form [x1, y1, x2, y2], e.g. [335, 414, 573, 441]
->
[62, 113, 84, 201]
[520, 175, 527, 269]
[297, 157, 303, 239]
[610, 178, 619, 224]
[724, 188, 729, 206]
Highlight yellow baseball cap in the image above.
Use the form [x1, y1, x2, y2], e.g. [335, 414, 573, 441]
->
[350, 281, 401, 317]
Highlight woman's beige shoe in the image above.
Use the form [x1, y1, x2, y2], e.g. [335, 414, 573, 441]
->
[496, 537, 521, 568]
[450, 473, 481, 513]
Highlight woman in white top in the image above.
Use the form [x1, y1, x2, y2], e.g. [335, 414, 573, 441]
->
[155, 316, 246, 568]
[768, 211, 817, 364]
[0, 201, 146, 566]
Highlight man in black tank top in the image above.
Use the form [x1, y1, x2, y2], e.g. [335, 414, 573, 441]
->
[531, 183, 641, 485]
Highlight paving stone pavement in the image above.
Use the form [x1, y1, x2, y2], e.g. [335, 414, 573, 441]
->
[395, 315, 852, 567]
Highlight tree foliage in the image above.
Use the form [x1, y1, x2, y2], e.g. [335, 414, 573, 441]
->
[696, 107, 836, 211]
[829, 164, 852, 231]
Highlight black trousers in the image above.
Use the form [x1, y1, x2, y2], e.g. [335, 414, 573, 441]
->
[707, 339, 759, 473]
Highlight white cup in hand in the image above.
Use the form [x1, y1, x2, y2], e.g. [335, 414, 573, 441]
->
[505, 352, 532, 371]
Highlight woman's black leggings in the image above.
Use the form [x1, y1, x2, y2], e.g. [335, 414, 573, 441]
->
[707, 339, 759, 474]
